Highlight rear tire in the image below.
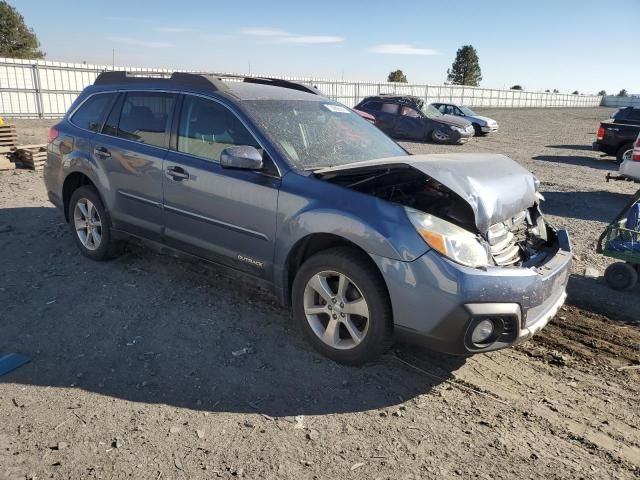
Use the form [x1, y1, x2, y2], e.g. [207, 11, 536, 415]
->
[616, 143, 634, 163]
[604, 262, 638, 290]
[291, 247, 393, 365]
[68, 186, 122, 261]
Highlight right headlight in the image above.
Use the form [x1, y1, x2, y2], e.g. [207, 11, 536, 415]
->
[452, 126, 466, 134]
[404, 207, 490, 268]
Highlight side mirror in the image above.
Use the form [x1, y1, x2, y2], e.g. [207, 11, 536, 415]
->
[220, 145, 263, 170]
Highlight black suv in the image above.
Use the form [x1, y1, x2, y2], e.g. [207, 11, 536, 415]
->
[354, 95, 474, 144]
[593, 107, 640, 162]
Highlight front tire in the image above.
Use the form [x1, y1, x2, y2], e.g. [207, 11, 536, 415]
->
[431, 128, 451, 144]
[616, 143, 634, 163]
[68, 186, 121, 261]
[292, 247, 393, 365]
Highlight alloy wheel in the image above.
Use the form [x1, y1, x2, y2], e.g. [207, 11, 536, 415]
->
[433, 130, 449, 142]
[73, 198, 102, 251]
[303, 270, 370, 350]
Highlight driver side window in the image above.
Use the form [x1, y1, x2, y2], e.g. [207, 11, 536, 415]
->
[177, 96, 262, 163]
[401, 106, 421, 118]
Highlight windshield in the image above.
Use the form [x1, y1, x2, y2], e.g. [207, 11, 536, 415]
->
[458, 105, 476, 116]
[243, 100, 407, 169]
[420, 104, 443, 119]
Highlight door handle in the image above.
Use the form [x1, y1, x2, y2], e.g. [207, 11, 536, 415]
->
[166, 166, 189, 181]
[94, 146, 111, 158]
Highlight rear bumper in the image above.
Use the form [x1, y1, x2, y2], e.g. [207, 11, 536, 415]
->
[592, 141, 616, 156]
[372, 229, 572, 355]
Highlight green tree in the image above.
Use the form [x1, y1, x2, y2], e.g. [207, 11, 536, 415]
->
[572, 90, 579, 95]
[510, 85, 523, 90]
[544, 89, 550, 93]
[553, 89, 559, 93]
[617, 89, 628, 97]
[387, 70, 408, 83]
[446, 45, 482, 86]
[597, 90, 607, 96]
[0, 1, 44, 59]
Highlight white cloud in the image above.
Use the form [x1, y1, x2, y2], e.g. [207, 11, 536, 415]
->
[240, 28, 293, 37]
[278, 35, 343, 44]
[154, 26, 193, 34]
[369, 44, 439, 55]
[240, 27, 343, 44]
[105, 36, 175, 48]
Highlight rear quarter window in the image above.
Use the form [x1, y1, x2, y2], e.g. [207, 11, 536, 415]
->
[70, 93, 116, 132]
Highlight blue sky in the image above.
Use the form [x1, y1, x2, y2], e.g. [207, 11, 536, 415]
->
[12, 0, 639, 94]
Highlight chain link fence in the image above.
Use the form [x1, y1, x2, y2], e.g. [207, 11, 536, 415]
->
[0, 57, 603, 118]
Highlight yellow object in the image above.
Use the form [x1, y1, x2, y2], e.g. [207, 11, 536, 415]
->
[0, 117, 4, 126]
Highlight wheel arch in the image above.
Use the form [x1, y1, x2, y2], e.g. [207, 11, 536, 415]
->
[282, 233, 388, 306]
[62, 171, 99, 222]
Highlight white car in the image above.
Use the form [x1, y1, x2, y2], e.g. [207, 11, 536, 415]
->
[618, 132, 640, 181]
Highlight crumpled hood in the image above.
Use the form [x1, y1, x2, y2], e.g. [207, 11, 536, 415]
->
[468, 115, 497, 125]
[315, 153, 538, 233]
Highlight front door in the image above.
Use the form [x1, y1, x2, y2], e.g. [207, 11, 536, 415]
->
[395, 106, 427, 140]
[162, 94, 280, 279]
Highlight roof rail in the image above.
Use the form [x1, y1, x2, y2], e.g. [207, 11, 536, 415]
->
[94, 71, 229, 92]
[243, 77, 323, 96]
[94, 71, 324, 96]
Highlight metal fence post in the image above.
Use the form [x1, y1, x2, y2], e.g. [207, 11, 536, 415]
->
[32, 63, 44, 118]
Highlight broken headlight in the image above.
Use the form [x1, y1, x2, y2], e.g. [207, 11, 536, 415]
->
[404, 207, 489, 268]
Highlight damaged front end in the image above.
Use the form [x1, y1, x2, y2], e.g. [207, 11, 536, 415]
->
[315, 154, 561, 270]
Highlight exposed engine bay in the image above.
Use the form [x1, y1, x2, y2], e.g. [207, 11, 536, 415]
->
[317, 164, 559, 268]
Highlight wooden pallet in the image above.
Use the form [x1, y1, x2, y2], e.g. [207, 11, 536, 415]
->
[0, 124, 18, 148]
[12, 145, 47, 170]
[0, 154, 15, 171]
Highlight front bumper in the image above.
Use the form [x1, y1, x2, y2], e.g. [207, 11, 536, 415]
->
[481, 125, 499, 133]
[372, 229, 572, 355]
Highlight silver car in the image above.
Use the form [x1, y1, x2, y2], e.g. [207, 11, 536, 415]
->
[432, 103, 499, 136]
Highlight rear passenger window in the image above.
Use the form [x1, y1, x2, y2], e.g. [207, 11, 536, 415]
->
[70, 93, 116, 132]
[381, 103, 399, 114]
[362, 101, 381, 112]
[177, 96, 262, 162]
[117, 92, 177, 148]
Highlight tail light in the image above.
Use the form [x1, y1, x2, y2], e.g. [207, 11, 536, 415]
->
[48, 126, 59, 144]
[596, 126, 605, 140]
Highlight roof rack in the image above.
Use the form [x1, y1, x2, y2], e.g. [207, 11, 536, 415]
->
[94, 71, 229, 92]
[243, 77, 322, 96]
[94, 71, 324, 97]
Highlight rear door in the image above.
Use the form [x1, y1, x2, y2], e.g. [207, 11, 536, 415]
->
[96, 91, 178, 241]
[162, 94, 280, 278]
[376, 102, 400, 135]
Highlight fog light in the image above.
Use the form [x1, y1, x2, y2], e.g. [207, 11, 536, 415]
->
[471, 319, 495, 344]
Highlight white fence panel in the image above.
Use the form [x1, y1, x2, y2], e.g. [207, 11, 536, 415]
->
[602, 96, 640, 108]
[0, 57, 604, 117]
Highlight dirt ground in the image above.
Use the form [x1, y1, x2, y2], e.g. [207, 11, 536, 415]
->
[0, 108, 639, 479]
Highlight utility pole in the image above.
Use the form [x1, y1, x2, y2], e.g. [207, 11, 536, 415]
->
[112, 49, 115, 70]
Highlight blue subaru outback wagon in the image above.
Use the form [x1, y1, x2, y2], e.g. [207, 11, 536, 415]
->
[44, 72, 572, 364]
